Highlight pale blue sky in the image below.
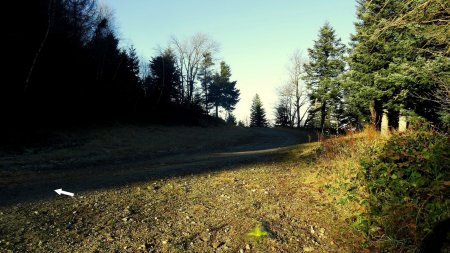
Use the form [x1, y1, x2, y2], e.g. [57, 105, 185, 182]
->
[103, 0, 357, 123]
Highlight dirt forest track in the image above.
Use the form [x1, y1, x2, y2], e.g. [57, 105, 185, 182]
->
[0, 127, 313, 206]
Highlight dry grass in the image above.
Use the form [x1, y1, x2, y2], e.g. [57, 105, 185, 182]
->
[298, 127, 388, 248]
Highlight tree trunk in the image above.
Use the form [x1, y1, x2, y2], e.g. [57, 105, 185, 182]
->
[25, 0, 54, 91]
[204, 88, 208, 114]
[215, 105, 219, 118]
[296, 82, 301, 128]
[398, 110, 407, 132]
[369, 100, 377, 128]
[381, 109, 389, 136]
[299, 105, 310, 126]
[320, 101, 327, 133]
[188, 80, 194, 102]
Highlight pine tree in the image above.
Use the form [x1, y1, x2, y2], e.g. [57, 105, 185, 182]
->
[209, 61, 240, 118]
[145, 49, 181, 106]
[250, 94, 268, 127]
[303, 22, 346, 132]
[274, 103, 291, 127]
[379, 0, 449, 127]
[347, 0, 410, 129]
[226, 113, 237, 126]
[198, 52, 214, 113]
[347, 0, 449, 129]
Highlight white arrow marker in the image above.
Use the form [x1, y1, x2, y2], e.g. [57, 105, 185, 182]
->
[54, 188, 75, 197]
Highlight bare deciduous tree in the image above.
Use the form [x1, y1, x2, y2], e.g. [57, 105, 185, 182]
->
[171, 33, 219, 103]
[277, 82, 295, 127]
[287, 50, 308, 127]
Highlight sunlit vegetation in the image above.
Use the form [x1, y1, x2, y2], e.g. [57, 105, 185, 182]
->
[306, 124, 449, 252]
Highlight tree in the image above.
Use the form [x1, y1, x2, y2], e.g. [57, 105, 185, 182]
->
[303, 22, 346, 132]
[198, 52, 214, 113]
[347, 0, 449, 131]
[250, 94, 268, 127]
[374, 0, 449, 127]
[64, 0, 98, 44]
[104, 46, 143, 118]
[287, 50, 308, 127]
[276, 51, 309, 128]
[24, 0, 55, 92]
[274, 102, 291, 127]
[15, 0, 144, 121]
[226, 113, 237, 126]
[276, 83, 295, 127]
[171, 33, 219, 103]
[209, 61, 240, 118]
[347, 0, 409, 129]
[23, 0, 110, 120]
[144, 49, 181, 107]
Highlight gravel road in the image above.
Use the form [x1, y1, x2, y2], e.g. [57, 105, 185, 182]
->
[1, 127, 312, 206]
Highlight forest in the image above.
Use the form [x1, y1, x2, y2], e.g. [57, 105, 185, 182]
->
[3, 0, 448, 133]
[1, 0, 449, 252]
[3, 0, 240, 138]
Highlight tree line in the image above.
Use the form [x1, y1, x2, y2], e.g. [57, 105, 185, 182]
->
[273, 0, 449, 133]
[3, 0, 240, 132]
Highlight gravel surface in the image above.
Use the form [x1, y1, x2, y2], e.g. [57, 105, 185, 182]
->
[0, 127, 363, 252]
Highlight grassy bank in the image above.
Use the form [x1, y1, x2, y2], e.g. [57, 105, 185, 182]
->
[308, 125, 449, 252]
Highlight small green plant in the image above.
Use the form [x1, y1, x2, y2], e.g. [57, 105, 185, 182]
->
[247, 224, 269, 237]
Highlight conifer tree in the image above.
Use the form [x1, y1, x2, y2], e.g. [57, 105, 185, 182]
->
[250, 94, 268, 127]
[226, 113, 237, 126]
[198, 52, 214, 113]
[347, 0, 410, 128]
[274, 103, 291, 127]
[303, 22, 346, 132]
[145, 49, 181, 106]
[209, 61, 240, 118]
[347, 0, 449, 128]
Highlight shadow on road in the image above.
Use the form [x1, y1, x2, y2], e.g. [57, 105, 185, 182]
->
[0, 128, 313, 206]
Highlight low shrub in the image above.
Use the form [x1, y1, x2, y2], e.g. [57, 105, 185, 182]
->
[312, 123, 449, 252]
[360, 126, 449, 251]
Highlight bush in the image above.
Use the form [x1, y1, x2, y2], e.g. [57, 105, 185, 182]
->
[360, 126, 450, 251]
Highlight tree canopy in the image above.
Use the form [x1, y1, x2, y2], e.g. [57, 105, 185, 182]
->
[347, 0, 449, 129]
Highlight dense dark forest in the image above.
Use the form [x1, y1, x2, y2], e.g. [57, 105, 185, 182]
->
[3, 0, 240, 138]
[5, 0, 140, 125]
